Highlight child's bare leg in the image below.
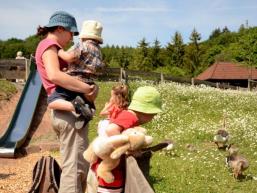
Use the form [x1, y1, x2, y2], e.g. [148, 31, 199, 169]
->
[48, 99, 75, 112]
[49, 98, 86, 130]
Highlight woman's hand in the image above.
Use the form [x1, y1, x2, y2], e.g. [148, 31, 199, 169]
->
[84, 84, 99, 102]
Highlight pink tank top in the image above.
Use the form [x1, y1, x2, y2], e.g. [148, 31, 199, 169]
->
[35, 39, 68, 96]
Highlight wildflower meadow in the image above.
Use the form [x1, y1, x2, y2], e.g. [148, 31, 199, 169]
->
[92, 81, 257, 193]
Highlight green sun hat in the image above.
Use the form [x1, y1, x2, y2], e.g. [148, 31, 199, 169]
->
[45, 11, 79, 36]
[128, 86, 162, 114]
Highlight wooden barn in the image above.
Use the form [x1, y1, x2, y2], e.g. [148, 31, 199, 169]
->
[196, 62, 257, 87]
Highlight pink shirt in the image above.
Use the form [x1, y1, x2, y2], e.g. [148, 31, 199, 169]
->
[35, 38, 68, 96]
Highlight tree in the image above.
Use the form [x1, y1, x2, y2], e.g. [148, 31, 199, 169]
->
[0, 38, 25, 59]
[102, 45, 120, 67]
[190, 28, 201, 51]
[222, 26, 230, 33]
[117, 47, 130, 69]
[209, 28, 221, 39]
[150, 38, 163, 69]
[24, 35, 41, 56]
[239, 30, 257, 68]
[238, 24, 246, 34]
[202, 45, 224, 65]
[133, 38, 152, 71]
[186, 28, 202, 75]
[166, 31, 185, 68]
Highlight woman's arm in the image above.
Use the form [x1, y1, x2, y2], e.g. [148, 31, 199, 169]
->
[42, 46, 93, 96]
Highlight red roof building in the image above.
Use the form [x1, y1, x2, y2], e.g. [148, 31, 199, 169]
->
[196, 62, 257, 87]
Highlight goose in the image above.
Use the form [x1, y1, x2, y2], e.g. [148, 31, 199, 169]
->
[213, 129, 229, 149]
[225, 145, 249, 179]
[214, 114, 229, 149]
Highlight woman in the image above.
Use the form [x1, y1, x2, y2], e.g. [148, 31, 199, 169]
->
[35, 11, 98, 193]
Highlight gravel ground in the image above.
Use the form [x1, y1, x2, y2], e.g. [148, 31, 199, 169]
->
[0, 152, 61, 193]
[0, 85, 61, 193]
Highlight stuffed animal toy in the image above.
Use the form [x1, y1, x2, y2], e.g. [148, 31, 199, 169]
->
[83, 127, 153, 183]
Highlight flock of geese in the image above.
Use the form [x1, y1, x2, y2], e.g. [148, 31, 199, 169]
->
[213, 115, 249, 179]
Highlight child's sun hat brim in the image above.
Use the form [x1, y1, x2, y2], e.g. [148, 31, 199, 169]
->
[128, 86, 162, 114]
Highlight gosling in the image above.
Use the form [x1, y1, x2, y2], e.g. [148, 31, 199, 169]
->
[225, 145, 249, 179]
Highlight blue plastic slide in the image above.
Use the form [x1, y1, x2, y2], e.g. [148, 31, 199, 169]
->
[0, 62, 42, 157]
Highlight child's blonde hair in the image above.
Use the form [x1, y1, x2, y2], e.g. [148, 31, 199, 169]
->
[112, 84, 129, 109]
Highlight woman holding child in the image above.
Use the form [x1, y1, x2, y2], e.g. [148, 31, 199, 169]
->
[35, 10, 163, 193]
[35, 11, 99, 193]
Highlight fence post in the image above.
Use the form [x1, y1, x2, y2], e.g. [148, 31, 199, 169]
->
[191, 78, 194, 86]
[248, 79, 252, 91]
[120, 68, 128, 84]
[216, 82, 219, 88]
[160, 73, 164, 83]
[25, 58, 31, 81]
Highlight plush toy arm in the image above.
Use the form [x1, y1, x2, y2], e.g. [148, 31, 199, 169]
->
[110, 143, 130, 159]
[144, 136, 153, 146]
[108, 135, 129, 147]
[83, 143, 98, 164]
[93, 135, 129, 157]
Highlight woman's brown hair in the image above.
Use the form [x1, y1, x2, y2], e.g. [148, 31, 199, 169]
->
[36, 26, 59, 36]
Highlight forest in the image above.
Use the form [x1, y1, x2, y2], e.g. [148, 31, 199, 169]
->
[0, 24, 256, 77]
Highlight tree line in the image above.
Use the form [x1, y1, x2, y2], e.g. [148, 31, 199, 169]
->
[0, 24, 256, 77]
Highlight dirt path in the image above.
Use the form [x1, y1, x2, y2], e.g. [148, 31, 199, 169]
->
[0, 91, 21, 136]
[0, 84, 60, 193]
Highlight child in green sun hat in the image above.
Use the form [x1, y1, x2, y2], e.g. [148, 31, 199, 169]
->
[105, 85, 162, 136]
[86, 86, 162, 193]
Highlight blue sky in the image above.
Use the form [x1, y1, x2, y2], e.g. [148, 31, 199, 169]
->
[1, 0, 257, 47]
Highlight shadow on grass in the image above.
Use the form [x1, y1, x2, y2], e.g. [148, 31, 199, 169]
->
[0, 173, 15, 180]
[148, 174, 165, 192]
[237, 174, 256, 182]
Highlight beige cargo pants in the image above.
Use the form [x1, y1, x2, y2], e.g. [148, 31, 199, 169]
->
[51, 110, 89, 193]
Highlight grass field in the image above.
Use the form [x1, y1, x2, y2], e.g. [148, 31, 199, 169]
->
[0, 80, 17, 100]
[3, 79, 257, 192]
[91, 80, 257, 193]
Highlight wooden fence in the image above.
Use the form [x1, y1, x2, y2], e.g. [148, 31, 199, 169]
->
[0, 59, 252, 90]
[98, 68, 245, 90]
[0, 59, 30, 81]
